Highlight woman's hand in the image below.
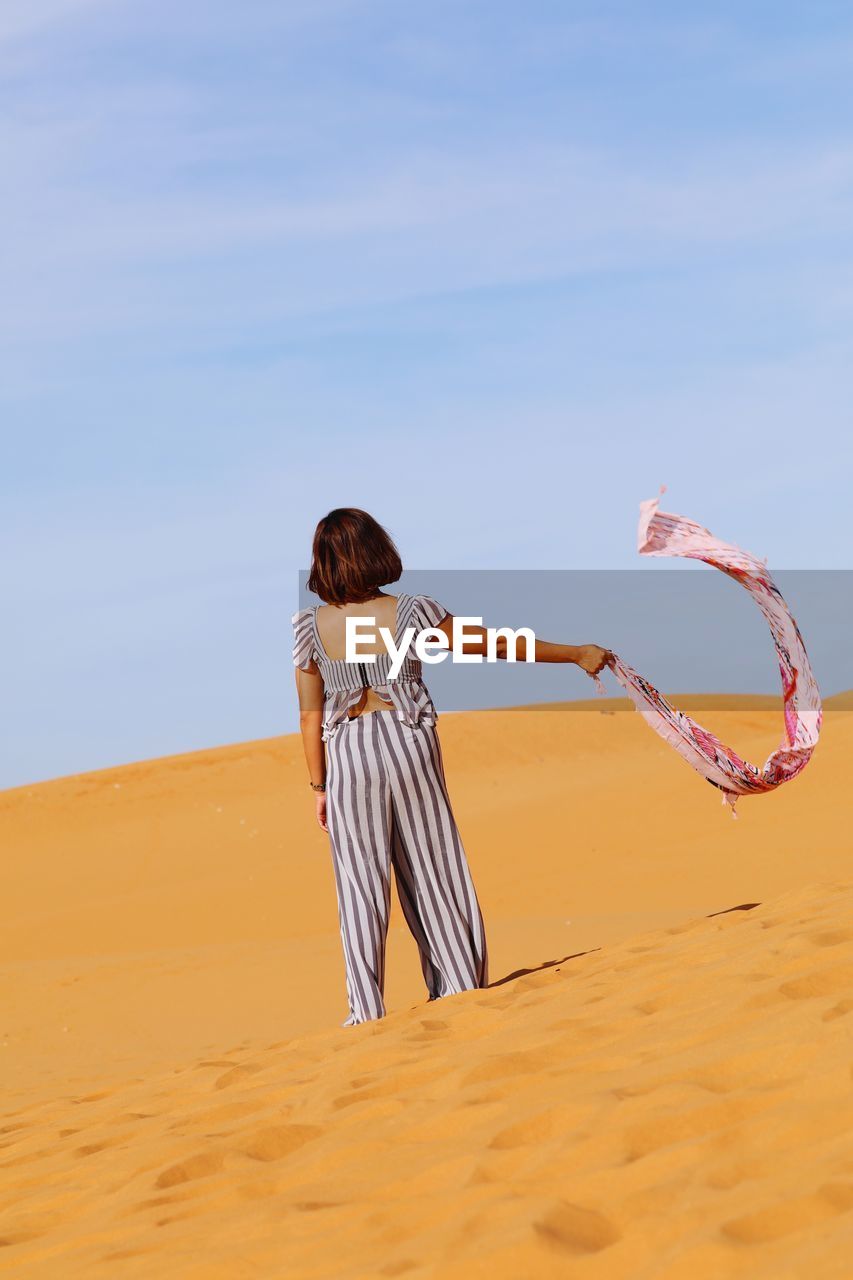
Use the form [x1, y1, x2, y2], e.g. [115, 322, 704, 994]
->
[315, 791, 328, 833]
[575, 644, 614, 677]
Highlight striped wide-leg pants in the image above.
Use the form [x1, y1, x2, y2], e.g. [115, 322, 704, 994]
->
[325, 711, 489, 1026]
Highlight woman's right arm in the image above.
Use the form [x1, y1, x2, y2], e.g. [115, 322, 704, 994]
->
[295, 665, 328, 831]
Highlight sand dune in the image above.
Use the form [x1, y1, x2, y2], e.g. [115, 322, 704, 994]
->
[1, 700, 852, 1276]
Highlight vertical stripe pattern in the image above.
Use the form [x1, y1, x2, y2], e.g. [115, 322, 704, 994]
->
[325, 711, 489, 1025]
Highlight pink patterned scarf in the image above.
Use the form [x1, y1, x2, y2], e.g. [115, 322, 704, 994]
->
[596, 490, 822, 816]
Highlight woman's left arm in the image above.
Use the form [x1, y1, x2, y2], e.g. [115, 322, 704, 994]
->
[432, 615, 613, 676]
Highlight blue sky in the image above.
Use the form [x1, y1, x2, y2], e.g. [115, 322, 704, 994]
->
[2, 1, 852, 787]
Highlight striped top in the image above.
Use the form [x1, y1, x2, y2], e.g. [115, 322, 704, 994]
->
[292, 593, 449, 741]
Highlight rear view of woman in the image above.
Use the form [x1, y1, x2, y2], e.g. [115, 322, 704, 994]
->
[293, 508, 611, 1027]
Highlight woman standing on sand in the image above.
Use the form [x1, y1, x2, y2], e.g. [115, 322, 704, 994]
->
[293, 509, 612, 1027]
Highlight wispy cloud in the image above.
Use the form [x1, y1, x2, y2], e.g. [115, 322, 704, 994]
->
[4, 131, 853, 355]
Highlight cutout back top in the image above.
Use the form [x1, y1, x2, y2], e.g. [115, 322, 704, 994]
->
[293, 593, 448, 741]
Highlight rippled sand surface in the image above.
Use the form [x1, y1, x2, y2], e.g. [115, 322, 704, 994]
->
[2, 699, 850, 1277]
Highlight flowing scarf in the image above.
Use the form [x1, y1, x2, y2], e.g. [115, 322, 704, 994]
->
[595, 490, 822, 816]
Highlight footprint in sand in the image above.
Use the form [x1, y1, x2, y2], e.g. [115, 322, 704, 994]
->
[822, 998, 853, 1022]
[807, 929, 853, 947]
[722, 1182, 853, 1243]
[533, 1199, 621, 1255]
[154, 1207, 201, 1227]
[332, 1066, 439, 1109]
[488, 1105, 587, 1150]
[155, 1150, 226, 1188]
[461, 1046, 564, 1085]
[213, 1063, 264, 1090]
[132, 1193, 190, 1212]
[154, 1126, 314, 1193]
[236, 1123, 322, 1162]
[0, 1210, 65, 1248]
[332, 1087, 381, 1109]
[623, 1096, 773, 1163]
[74, 1139, 118, 1156]
[406, 1018, 450, 1042]
[0, 1229, 40, 1249]
[778, 965, 853, 1000]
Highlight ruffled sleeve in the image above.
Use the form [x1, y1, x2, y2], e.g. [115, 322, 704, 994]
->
[292, 608, 317, 670]
[413, 594, 450, 629]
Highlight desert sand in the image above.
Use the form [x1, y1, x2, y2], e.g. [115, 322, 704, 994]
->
[1, 697, 852, 1277]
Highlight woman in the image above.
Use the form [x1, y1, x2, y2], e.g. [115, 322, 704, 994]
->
[293, 508, 612, 1027]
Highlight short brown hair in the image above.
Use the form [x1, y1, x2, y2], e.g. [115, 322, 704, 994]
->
[307, 508, 403, 604]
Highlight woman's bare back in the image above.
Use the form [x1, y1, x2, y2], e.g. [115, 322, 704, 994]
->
[314, 593, 400, 718]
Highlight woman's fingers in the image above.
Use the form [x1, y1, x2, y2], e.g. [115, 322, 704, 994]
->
[591, 646, 611, 675]
[588, 649, 613, 676]
[578, 644, 614, 676]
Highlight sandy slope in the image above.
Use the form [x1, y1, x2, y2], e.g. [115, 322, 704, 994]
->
[1, 701, 852, 1276]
